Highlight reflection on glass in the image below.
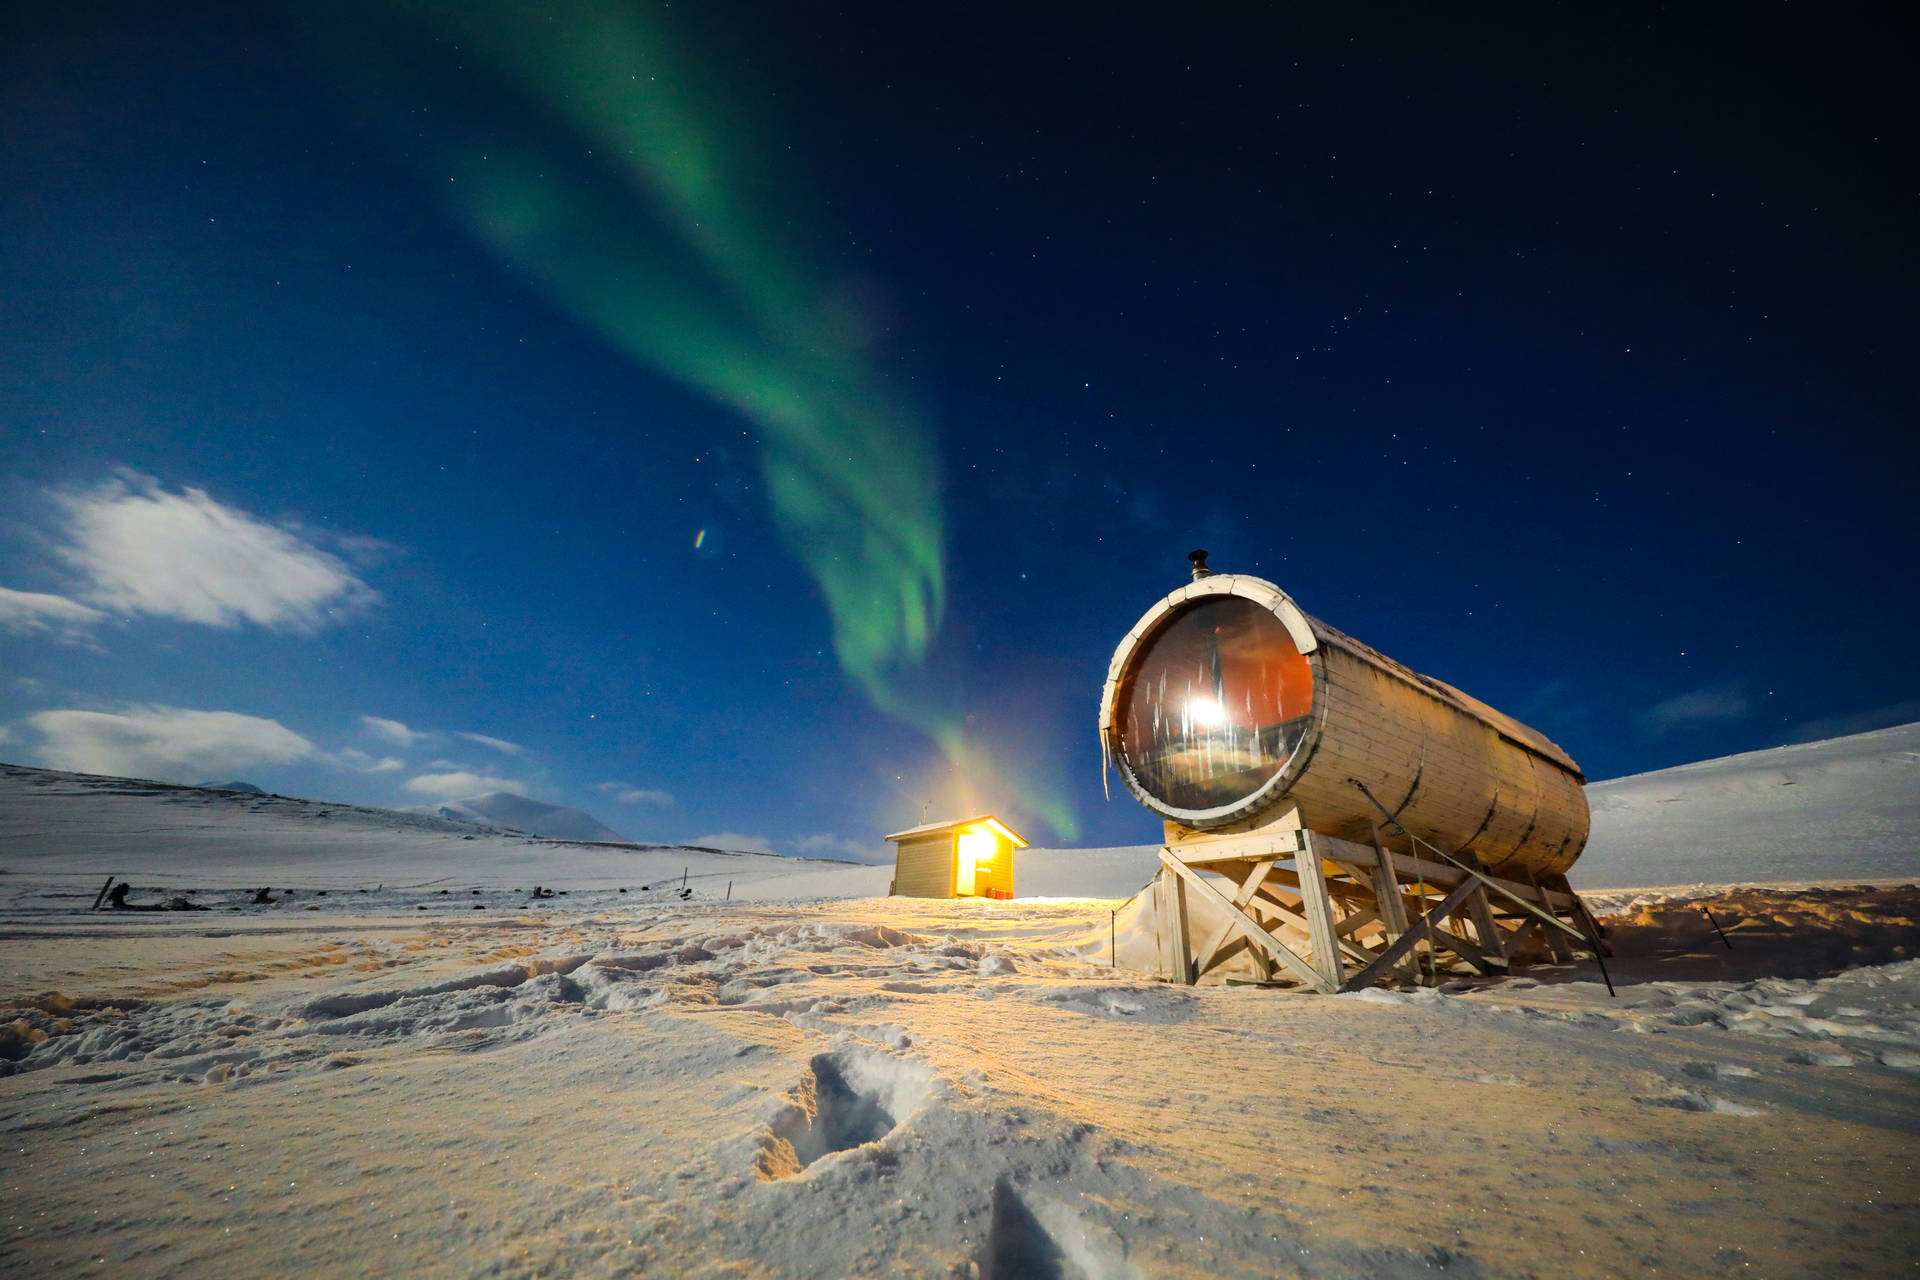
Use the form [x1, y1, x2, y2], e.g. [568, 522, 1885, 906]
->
[1114, 597, 1313, 812]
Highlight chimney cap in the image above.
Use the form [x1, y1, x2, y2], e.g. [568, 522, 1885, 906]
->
[1188, 549, 1211, 580]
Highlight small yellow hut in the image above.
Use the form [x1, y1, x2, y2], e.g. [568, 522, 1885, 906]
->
[885, 815, 1027, 899]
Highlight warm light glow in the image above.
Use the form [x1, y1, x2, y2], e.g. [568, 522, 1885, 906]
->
[956, 829, 998, 895]
[1186, 696, 1225, 728]
[958, 829, 998, 862]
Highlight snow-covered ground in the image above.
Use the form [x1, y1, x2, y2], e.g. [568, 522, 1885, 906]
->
[1, 729, 1916, 1277]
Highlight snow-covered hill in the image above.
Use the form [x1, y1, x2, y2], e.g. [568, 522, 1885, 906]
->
[405, 790, 628, 843]
[1576, 720, 1920, 888]
[0, 763, 889, 906]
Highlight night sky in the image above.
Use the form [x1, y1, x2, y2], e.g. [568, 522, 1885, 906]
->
[2, 2, 1913, 857]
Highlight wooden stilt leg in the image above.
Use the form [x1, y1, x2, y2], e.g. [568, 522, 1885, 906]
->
[1171, 866, 1194, 984]
[1154, 869, 1175, 979]
[1369, 831, 1414, 981]
[1521, 871, 1573, 962]
[1295, 832, 1344, 990]
[1462, 882, 1509, 970]
[1555, 875, 1611, 958]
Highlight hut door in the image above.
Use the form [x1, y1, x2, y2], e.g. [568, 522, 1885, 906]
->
[954, 836, 978, 896]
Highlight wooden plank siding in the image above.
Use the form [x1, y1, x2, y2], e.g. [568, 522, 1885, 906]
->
[892, 835, 954, 898]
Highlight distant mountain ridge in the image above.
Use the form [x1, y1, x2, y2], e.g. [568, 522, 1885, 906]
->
[405, 791, 628, 843]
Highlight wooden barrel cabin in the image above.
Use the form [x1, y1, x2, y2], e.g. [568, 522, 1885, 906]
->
[1099, 553, 1598, 991]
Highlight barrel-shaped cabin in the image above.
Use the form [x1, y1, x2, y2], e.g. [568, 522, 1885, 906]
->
[1099, 566, 1588, 879]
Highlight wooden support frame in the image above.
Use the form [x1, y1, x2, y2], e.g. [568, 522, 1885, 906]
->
[1151, 810, 1607, 994]
[1158, 851, 1336, 993]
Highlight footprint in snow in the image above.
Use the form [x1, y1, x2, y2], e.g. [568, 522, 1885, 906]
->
[755, 1046, 935, 1180]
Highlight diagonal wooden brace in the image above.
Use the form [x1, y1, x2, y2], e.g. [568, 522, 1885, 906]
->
[1158, 851, 1338, 994]
[1339, 877, 1480, 992]
[1191, 858, 1279, 978]
[1248, 887, 1381, 968]
[1460, 883, 1510, 969]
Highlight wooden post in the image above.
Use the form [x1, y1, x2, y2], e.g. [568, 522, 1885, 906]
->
[1462, 882, 1509, 969]
[1154, 868, 1182, 982]
[1548, 874, 1610, 956]
[1368, 832, 1413, 980]
[1532, 874, 1574, 963]
[1167, 867, 1182, 990]
[1294, 832, 1344, 990]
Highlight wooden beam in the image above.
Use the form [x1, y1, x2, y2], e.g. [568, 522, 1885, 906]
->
[1295, 833, 1346, 989]
[1427, 916, 1499, 974]
[1504, 917, 1543, 956]
[1165, 827, 1302, 865]
[1157, 851, 1336, 994]
[1368, 833, 1411, 950]
[1171, 868, 1195, 983]
[1191, 858, 1278, 978]
[1339, 877, 1480, 992]
[1312, 831, 1579, 913]
[1525, 874, 1575, 963]
[1154, 871, 1180, 981]
[1247, 887, 1379, 966]
[1365, 835, 1417, 984]
[1334, 905, 1381, 939]
[1462, 882, 1509, 967]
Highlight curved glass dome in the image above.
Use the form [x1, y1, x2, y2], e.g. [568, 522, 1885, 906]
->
[1113, 596, 1314, 814]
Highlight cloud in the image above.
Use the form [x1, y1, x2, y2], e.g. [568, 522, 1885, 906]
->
[404, 771, 526, 799]
[1781, 699, 1920, 746]
[594, 781, 674, 807]
[336, 747, 406, 774]
[363, 721, 528, 761]
[52, 471, 376, 631]
[1640, 682, 1752, 733]
[457, 732, 525, 756]
[792, 832, 890, 864]
[0, 586, 105, 642]
[28, 705, 317, 782]
[360, 715, 426, 748]
[691, 832, 777, 854]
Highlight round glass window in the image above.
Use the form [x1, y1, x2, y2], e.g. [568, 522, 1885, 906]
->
[1113, 596, 1314, 813]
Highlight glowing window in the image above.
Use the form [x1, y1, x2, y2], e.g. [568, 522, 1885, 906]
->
[1114, 596, 1313, 812]
[955, 830, 997, 895]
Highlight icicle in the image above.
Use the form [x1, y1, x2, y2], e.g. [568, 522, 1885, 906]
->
[1099, 724, 1112, 802]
